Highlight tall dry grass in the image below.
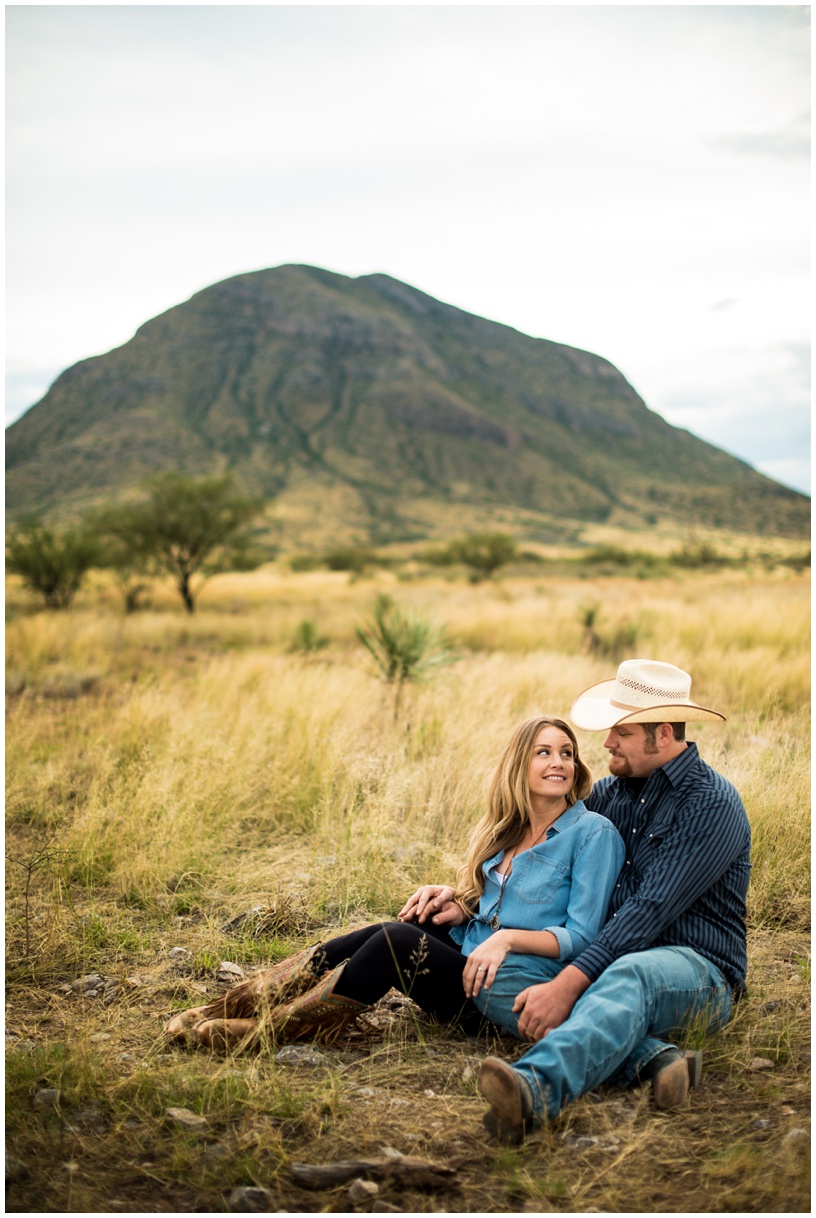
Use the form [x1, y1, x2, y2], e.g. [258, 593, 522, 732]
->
[6, 564, 809, 935]
[5, 564, 810, 1214]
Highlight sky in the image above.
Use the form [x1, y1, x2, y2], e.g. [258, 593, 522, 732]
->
[5, 3, 811, 494]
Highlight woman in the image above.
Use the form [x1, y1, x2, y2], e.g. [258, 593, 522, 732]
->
[165, 716, 624, 1050]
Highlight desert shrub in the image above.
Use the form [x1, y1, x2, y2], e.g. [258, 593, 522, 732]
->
[447, 532, 517, 580]
[323, 546, 376, 574]
[671, 540, 726, 568]
[6, 518, 101, 609]
[288, 553, 323, 573]
[289, 618, 328, 654]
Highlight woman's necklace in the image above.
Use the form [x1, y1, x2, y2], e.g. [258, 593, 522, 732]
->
[489, 806, 565, 932]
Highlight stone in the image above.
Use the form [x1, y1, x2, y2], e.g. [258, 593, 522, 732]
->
[782, 1128, 809, 1148]
[204, 1143, 230, 1159]
[66, 1107, 107, 1133]
[165, 1106, 208, 1130]
[747, 1057, 775, 1071]
[74, 974, 105, 992]
[34, 1088, 60, 1109]
[274, 1045, 327, 1068]
[90, 1033, 112, 1043]
[561, 1133, 621, 1152]
[348, 1178, 380, 1204]
[6, 1038, 35, 1055]
[227, 1185, 273, 1211]
[168, 947, 191, 961]
[217, 961, 246, 982]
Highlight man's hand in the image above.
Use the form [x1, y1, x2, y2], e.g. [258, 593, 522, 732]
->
[512, 965, 591, 1040]
[398, 885, 462, 926]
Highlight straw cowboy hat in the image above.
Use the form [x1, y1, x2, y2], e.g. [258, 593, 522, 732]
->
[570, 659, 726, 732]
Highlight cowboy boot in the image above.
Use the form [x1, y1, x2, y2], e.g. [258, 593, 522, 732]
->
[192, 1017, 261, 1051]
[640, 1048, 703, 1109]
[164, 943, 324, 1042]
[164, 1004, 213, 1043]
[267, 962, 368, 1043]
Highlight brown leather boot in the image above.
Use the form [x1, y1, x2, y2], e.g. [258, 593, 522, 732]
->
[267, 963, 368, 1043]
[192, 1017, 261, 1051]
[164, 1005, 212, 1043]
[164, 944, 324, 1042]
[642, 1048, 703, 1109]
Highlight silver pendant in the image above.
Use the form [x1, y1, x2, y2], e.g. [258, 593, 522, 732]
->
[490, 915, 500, 931]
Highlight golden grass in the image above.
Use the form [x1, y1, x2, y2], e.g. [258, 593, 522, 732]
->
[5, 563, 810, 1213]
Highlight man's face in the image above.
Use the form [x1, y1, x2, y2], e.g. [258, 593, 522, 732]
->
[603, 723, 661, 778]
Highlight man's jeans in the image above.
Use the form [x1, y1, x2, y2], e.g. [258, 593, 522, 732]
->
[476, 946, 733, 1120]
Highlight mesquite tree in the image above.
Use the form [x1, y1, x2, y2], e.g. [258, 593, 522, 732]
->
[93, 473, 262, 613]
[6, 518, 101, 609]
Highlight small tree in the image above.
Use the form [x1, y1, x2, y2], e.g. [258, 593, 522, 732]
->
[448, 532, 517, 581]
[6, 517, 101, 609]
[93, 529, 154, 613]
[93, 473, 263, 613]
[356, 594, 454, 720]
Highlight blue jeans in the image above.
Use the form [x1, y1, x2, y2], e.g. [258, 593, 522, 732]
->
[477, 946, 733, 1120]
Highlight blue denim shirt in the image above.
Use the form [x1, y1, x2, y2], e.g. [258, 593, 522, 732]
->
[449, 801, 625, 962]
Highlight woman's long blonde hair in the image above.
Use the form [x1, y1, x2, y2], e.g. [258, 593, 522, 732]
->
[454, 715, 592, 917]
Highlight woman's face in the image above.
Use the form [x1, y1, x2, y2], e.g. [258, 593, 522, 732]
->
[527, 725, 576, 804]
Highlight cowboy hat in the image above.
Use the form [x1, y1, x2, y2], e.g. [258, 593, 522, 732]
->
[570, 658, 726, 731]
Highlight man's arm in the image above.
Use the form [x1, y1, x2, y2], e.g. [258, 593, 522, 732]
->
[574, 782, 749, 984]
[512, 775, 749, 1038]
[512, 964, 591, 1040]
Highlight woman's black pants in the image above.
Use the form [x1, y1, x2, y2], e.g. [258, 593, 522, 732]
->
[317, 920, 486, 1033]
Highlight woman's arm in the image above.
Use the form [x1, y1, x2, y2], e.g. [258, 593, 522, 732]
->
[463, 818, 625, 997]
[462, 927, 559, 997]
[540, 820, 625, 960]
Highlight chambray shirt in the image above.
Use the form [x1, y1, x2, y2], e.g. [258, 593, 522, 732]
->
[449, 801, 625, 962]
[574, 743, 751, 993]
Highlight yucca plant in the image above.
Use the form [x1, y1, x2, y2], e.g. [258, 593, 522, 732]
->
[355, 594, 454, 719]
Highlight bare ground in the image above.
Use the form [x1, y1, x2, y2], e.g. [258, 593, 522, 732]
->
[5, 912, 810, 1215]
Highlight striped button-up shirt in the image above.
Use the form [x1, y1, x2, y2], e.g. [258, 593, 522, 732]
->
[574, 742, 751, 993]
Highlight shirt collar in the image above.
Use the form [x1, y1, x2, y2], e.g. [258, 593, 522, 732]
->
[549, 798, 586, 832]
[656, 740, 699, 788]
[484, 799, 587, 868]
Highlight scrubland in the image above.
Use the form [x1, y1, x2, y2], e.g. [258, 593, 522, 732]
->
[5, 561, 811, 1213]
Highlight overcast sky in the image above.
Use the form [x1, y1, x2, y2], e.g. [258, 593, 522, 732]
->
[5, 4, 811, 494]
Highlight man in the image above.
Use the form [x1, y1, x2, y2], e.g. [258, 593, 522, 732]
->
[472, 658, 751, 1140]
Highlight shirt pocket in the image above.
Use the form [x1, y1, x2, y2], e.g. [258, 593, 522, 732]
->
[513, 852, 571, 908]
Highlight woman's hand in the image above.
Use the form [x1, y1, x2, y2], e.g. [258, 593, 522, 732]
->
[398, 885, 462, 926]
[462, 931, 513, 998]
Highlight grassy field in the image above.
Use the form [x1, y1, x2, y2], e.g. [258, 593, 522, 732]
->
[5, 560, 811, 1213]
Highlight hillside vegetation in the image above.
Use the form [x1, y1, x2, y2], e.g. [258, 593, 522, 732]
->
[6, 265, 809, 541]
[5, 561, 810, 1213]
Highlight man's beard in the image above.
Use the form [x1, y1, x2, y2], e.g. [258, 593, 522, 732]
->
[608, 754, 633, 778]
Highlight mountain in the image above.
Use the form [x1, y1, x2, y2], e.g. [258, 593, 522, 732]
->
[5, 264, 809, 544]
